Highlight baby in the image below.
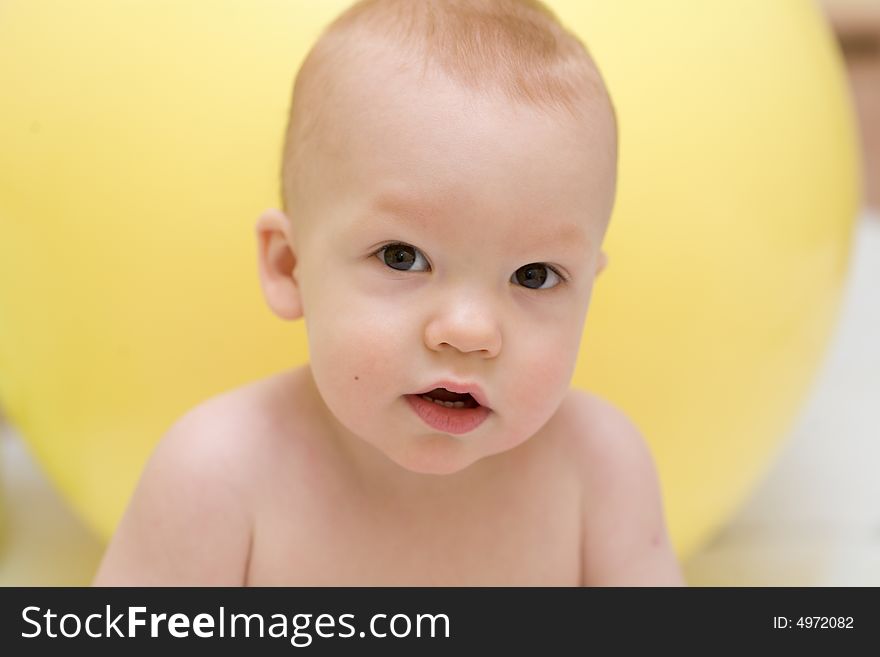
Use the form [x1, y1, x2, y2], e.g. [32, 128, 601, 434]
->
[94, 0, 684, 586]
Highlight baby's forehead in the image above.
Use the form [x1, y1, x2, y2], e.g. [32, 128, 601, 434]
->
[283, 0, 618, 217]
[319, 52, 613, 165]
[296, 81, 612, 236]
[286, 40, 616, 234]
[341, 40, 610, 125]
[294, 30, 614, 151]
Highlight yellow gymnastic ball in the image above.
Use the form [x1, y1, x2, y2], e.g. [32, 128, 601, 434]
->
[0, 1, 859, 560]
[561, 1, 859, 555]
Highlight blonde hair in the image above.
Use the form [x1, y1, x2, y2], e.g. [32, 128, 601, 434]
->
[281, 0, 614, 216]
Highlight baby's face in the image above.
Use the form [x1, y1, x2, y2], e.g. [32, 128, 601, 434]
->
[286, 57, 616, 476]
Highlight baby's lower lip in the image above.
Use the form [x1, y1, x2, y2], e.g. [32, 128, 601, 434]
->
[405, 394, 491, 435]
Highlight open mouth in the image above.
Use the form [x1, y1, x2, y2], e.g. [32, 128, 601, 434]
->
[417, 387, 481, 409]
[405, 387, 491, 435]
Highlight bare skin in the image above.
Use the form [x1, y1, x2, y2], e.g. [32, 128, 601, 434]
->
[94, 364, 683, 585]
[94, 43, 684, 587]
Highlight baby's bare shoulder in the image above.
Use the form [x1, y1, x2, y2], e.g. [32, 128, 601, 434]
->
[561, 389, 685, 586]
[172, 369, 303, 451]
[561, 388, 664, 511]
[179, 365, 322, 457]
[93, 369, 309, 585]
[561, 389, 653, 480]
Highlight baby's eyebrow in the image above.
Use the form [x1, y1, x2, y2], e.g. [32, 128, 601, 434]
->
[368, 192, 591, 254]
[369, 192, 433, 227]
[517, 222, 590, 254]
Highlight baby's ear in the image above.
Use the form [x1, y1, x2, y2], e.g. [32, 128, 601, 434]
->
[255, 208, 303, 320]
[595, 251, 609, 277]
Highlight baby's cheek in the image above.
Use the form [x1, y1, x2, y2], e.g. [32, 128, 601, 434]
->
[313, 301, 408, 401]
[508, 334, 576, 422]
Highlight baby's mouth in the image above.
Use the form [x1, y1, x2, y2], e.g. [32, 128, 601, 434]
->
[416, 388, 481, 410]
[405, 387, 492, 435]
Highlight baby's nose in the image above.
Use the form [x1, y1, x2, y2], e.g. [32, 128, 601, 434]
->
[424, 301, 502, 358]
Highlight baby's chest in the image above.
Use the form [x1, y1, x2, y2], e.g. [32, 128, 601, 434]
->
[246, 485, 583, 586]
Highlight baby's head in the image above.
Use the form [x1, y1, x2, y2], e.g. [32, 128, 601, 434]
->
[257, 0, 617, 476]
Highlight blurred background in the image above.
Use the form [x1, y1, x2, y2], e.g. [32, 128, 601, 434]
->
[1, 0, 879, 586]
[684, 0, 880, 585]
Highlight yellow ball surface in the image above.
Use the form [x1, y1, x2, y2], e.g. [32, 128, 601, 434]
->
[0, 1, 859, 559]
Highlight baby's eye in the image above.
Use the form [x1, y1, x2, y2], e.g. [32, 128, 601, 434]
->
[376, 243, 430, 272]
[511, 263, 563, 290]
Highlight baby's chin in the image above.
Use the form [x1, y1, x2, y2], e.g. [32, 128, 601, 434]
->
[383, 438, 487, 476]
